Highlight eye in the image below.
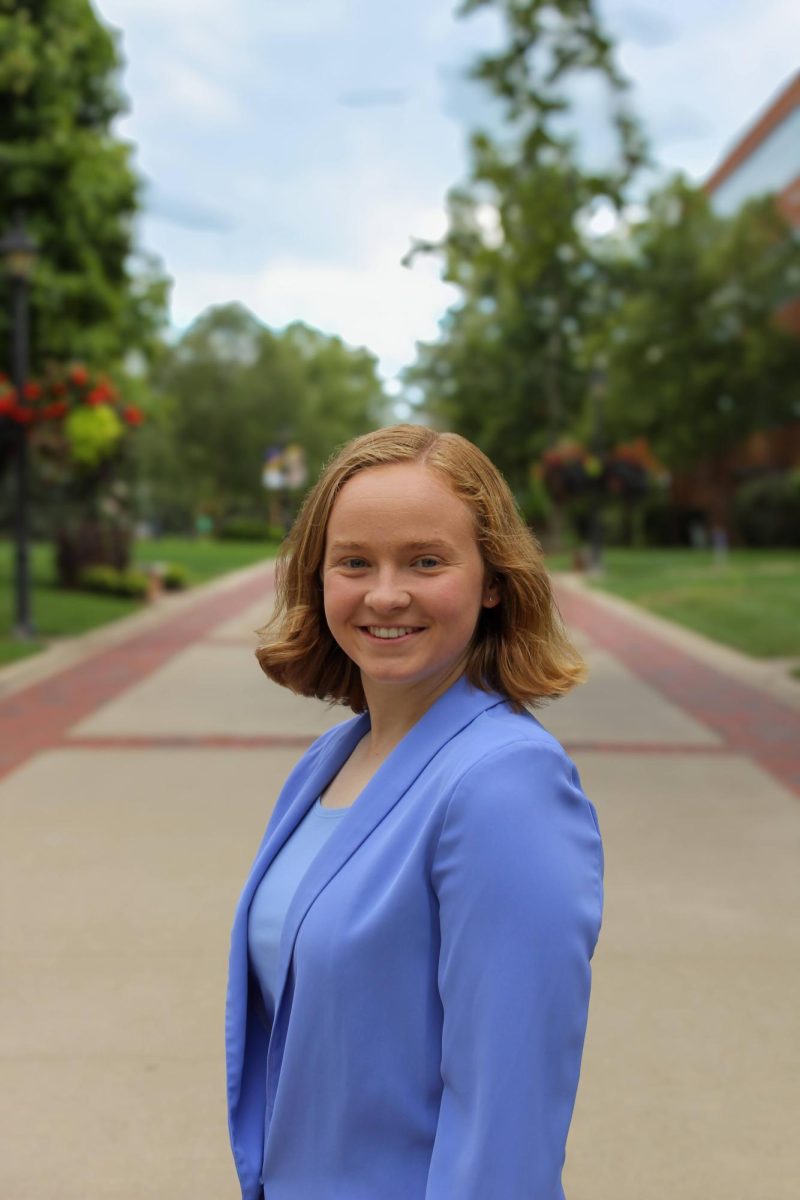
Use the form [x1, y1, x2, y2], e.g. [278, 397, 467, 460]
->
[414, 556, 442, 569]
[341, 557, 368, 570]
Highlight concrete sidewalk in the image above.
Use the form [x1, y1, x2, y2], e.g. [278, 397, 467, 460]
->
[1, 565, 798, 1199]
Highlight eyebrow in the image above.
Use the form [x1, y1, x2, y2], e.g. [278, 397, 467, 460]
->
[327, 539, 455, 553]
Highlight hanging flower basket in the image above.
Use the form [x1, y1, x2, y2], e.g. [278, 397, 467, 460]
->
[0, 364, 143, 443]
[540, 441, 605, 502]
[0, 364, 145, 587]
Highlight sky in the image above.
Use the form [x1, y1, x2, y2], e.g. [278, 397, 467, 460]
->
[92, 0, 799, 390]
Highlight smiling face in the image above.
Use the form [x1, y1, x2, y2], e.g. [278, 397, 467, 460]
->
[322, 462, 499, 707]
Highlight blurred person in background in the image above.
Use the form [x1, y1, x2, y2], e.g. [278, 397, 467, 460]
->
[225, 424, 604, 1199]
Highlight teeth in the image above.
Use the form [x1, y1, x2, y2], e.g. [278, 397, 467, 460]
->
[368, 626, 418, 639]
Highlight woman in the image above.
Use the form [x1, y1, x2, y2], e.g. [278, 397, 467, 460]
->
[226, 425, 603, 1200]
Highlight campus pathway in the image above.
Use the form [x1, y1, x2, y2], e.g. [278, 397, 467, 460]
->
[1, 560, 799, 1199]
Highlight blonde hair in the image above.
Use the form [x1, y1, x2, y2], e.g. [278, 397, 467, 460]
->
[256, 424, 585, 711]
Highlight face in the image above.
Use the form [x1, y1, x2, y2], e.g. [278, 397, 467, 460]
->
[322, 462, 499, 703]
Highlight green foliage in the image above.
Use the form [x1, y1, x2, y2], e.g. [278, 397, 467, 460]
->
[734, 471, 800, 547]
[160, 562, 190, 591]
[596, 180, 800, 466]
[405, 0, 647, 491]
[0, 0, 170, 372]
[407, 1, 800, 496]
[217, 517, 283, 542]
[516, 472, 552, 526]
[77, 563, 149, 597]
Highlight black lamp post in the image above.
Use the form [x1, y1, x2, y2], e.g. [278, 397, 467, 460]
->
[0, 215, 38, 639]
[587, 359, 607, 574]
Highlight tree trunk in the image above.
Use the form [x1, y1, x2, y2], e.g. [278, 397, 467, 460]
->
[55, 521, 133, 588]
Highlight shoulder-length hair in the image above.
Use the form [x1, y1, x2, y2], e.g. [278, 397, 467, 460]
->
[256, 424, 585, 711]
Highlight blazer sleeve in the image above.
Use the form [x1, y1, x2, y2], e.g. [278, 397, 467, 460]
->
[426, 740, 603, 1199]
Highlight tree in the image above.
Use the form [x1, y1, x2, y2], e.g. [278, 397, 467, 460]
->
[405, 0, 647, 491]
[594, 178, 800, 467]
[0, 0, 169, 473]
[0, 0, 169, 364]
[137, 304, 388, 530]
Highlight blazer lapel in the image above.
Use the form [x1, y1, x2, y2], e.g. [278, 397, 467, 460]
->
[270, 676, 506, 1030]
[241, 712, 370, 913]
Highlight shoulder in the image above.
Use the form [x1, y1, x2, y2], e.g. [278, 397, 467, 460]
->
[443, 697, 578, 791]
[433, 700, 601, 868]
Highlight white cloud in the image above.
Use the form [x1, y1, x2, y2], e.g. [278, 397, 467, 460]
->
[161, 62, 242, 124]
[251, 0, 350, 37]
[95, 0, 800, 388]
[169, 241, 459, 382]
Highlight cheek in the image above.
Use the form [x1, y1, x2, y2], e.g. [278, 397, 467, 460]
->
[431, 576, 485, 624]
[322, 575, 352, 628]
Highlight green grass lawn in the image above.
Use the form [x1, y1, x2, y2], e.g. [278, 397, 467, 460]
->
[131, 535, 279, 583]
[0, 536, 278, 667]
[582, 548, 800, 659]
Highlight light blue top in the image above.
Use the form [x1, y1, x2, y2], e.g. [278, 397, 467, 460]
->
[247, 797, 350, 1026]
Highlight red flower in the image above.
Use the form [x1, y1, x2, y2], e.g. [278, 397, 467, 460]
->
[0, 395, 14, 417]
[43, 401, 69, 420]
[23, 381, 42, 401]
[86, 386, 110, 406]
[70, 364, 89, 387]
[97, 375, 118, 401]
[122, 405, 144, 426]
[52, 381, 67, 397]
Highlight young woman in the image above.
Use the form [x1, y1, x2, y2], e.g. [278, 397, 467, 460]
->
[225, 425, 603, 1200]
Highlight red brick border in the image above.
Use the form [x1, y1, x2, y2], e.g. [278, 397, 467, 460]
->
[0, 566, 274, 783]
[556, 584, 800, 796]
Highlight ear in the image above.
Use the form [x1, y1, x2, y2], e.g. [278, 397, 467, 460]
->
[482, 580, 501, 608]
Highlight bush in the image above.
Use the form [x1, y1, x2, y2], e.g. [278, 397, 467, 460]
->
[516, 476, 552, 527]
[639, 493, 707, 547]
[162, 562, 191, 591]
[217, 517, 283, 542]
[734, 471, 800, 547]
[77, 564, 150, 598]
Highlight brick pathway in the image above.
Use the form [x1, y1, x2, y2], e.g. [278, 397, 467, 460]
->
[556, 583, 800, 796]
[3, 566, 799, 1200]
[0, 565, 274, 783]
[1, 565, 797, 796]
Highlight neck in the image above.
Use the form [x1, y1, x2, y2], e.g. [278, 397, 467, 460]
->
[361, 664, 464, 758]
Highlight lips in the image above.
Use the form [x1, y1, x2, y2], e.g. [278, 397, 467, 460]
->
[362, 626, 423, 640]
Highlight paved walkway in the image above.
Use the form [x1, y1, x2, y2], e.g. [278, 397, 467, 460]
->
[1, 563, 798, 1198]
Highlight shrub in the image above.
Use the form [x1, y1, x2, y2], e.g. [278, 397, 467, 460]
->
[77, 565, 150, 598]
[516, 475, 552, 528]
[162, 562, 191, 591]
[217, 518, 283, 542]
[734, 471, 800, 547]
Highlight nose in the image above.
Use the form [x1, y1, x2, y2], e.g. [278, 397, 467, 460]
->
[364, 568, 411, 614]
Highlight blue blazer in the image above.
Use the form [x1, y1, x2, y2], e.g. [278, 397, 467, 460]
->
[226, 675, 603, 1200]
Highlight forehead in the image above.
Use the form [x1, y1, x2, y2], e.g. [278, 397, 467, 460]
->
[325, 463, 476, 543]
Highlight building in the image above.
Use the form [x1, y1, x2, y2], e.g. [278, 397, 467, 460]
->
[705, 69, 800, 229]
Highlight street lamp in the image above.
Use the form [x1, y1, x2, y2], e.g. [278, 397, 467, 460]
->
[0, 215, 38, 638]
[587, 358, 607, 574]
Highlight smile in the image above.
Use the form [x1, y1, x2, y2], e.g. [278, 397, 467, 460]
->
[362, 626, 424, 640]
